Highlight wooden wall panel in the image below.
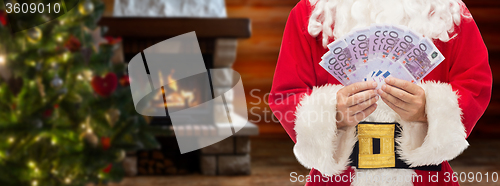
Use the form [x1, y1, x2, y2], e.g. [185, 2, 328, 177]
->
[228, 0, 300, 134]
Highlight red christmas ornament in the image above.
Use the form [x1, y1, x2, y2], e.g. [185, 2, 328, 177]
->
[43, 104, 58, 117]
[119, 75, 130, 86]
[104, 36, 122, 45]
[43, 109, 53, 117]
[64, 35, 82, 52]
[101, 136, 111, 150]
[91, 73, 118, 97]
[102, 164, 113, 173]
[0, 11, 7, 26]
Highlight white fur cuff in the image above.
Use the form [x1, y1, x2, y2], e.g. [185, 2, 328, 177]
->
[398, 81, 469, 167]
[293, 84, 357, 176]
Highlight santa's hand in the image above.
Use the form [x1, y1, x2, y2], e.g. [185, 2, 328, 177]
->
[378, 77, 427, 123]
[336, 81, 379, 129]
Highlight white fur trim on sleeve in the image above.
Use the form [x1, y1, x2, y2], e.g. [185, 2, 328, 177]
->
[293, 84, 357, 176]
[397, 81, 469, 167]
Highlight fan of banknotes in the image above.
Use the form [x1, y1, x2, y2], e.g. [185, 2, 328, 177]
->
[320, 24, 445, 89]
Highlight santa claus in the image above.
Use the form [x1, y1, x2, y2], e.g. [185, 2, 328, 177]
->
[269, 0, 491, 185]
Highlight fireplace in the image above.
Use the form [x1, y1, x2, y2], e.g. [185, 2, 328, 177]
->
[159, 70, 200, 109]
[100, 17, 258, 176]
[149, 68, 214, 126]
[134, 49, 219, 176]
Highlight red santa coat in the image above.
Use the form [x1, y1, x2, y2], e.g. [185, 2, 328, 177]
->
[269, 0, 491, 185]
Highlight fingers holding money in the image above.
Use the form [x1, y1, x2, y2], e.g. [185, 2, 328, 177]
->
[352, 103, 378, 122]
[349, 95, 379, 115]
[336, 81, 379, 128]
[378, 77, 427, 122]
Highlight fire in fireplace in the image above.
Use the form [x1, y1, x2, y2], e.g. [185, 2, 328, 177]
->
[154, 69, 200, 109]
[147, 68, 214, 126]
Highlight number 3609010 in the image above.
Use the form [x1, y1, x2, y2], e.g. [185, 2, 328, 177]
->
[444, 172, 498, 183]
[5, 3, 61, 14]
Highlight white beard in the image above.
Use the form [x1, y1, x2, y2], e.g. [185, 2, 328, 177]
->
[308, 0, 471, 47]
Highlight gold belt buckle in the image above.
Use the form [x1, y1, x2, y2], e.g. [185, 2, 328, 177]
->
[357, 123, 396, 168]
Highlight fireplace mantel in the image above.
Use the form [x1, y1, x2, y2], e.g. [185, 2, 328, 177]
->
[99, 17, 251, 39]
[98, 17, 252, 67]
[99, 17, 257, 176]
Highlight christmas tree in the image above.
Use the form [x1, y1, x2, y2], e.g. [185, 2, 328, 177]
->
[0, 0, 161, 185]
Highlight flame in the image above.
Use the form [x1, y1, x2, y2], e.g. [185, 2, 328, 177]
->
[166, 92, 185, 107]
[167, 70, 178, 92]
[154, 69, 198, 108]
[181, 90, 194, 104]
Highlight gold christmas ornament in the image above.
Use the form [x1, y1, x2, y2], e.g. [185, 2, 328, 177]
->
[35, 77, 45, 97]
[0, 54, 11, 81]
[82, 70, 93, 81]
[27, 27, 42, 43]
[66, 92, 83, 103]
[78, 0, 94, 15]
[82, 132, 98, 147]
[105, 108, 121, 127]
[115, 150, 126, 162]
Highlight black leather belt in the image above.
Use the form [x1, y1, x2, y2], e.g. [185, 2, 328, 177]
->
[348, 122, 441, 171]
